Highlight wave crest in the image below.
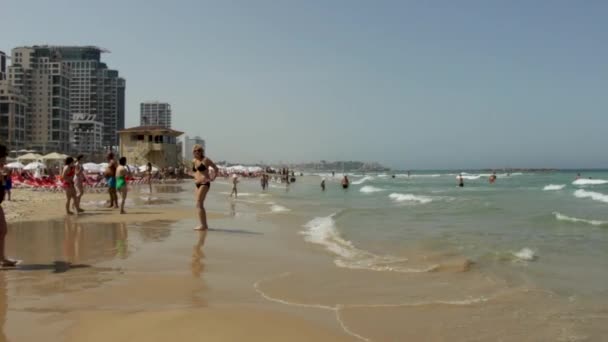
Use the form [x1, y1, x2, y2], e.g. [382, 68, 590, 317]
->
[573, 189, 608, 204]
[359, 186, 384, 193]
[573, 179, 608, 186]
[389, 193, 432, 204]
[543, 184, 565, 191]
[554, 212, 608, 226]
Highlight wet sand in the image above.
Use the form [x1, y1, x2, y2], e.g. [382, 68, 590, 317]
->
[1, 181, 607, 341]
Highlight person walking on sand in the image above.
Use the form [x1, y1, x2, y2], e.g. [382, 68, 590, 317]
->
[0, 144, 17, 267]
[191, 145, 218, 231]
[146, 162, 153, 193]
[61, 157, 77, 216]
[73, 155, 85, 213]
[116, 157, 129, 214]
[2, 168, 11, 202]
[230, 174, 239, 198]
[104, 152, 118, 209]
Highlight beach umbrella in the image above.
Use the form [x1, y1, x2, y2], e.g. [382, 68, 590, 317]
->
[23, 161, 47, 171]
[17, 153, 42, 161]
[5, 162, 25, 169]
[138, 164, 159, 172]
[127, 164, 138, 173]
[82, 162, 102, 173]
[98, 162, 109, 169]
[41, 152, 68, 161]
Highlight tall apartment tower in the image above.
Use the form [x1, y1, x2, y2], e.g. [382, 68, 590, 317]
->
[140, 102, 172, 128]
[0, 80, 27, 150]
[48, 46, 125, 148]
[0, 51, 7, 80]
[8, 47, 71, 153]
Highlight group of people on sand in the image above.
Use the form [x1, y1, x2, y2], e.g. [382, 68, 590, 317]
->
[59, 152, 155, 216]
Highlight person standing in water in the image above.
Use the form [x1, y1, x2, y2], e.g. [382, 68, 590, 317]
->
[73, 155, 85, 213]
[341, 175, 349, 189]
[192, 145, 218, 231]
[321, 178, 326, 191]
[489, 171, 497, 184]
[230, 174, 239, 198]
[0, 144, 17, 267]
[105, 152, 118, 209]
[458, 174, 464, 187]
[116, 157, 129, 214]
[61, 157, 77, 215]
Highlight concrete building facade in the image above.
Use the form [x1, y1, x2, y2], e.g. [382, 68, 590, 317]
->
[8, 47, 71, 154]
[118, 126, 183, 169]
[70, 113, 104, 155]
[0, 80, 27, 150]
[140, 102, 172, 128]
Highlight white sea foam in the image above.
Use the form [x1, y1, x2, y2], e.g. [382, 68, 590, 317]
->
[389, 193, 433, 204]
[513, 248, 537, 261]
[351, 176, 374, 185]
[543, 184, 566, 191]
[572, 179, 608, 186]
[458, 175, 481, 180]
[301, 215, 436, 273]
[270, 204, 291, 213]
[573, 189, 608, 204]
[553, 212, 608, 226]
[359, 185, 384, 193]
[220, 191, 255, 196]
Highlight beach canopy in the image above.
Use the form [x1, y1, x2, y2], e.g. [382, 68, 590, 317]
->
[98, 162, 109, 169]
[138, 164, 159, 172]
[23, 161, 47, 171]
[17, 153, 42, 161]
[5, 162, 25, 169]
[41, 152, 68, 161]
[82, 162, 102, 173]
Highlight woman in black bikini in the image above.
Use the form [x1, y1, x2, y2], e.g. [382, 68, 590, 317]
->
[192, 145, 218, 231]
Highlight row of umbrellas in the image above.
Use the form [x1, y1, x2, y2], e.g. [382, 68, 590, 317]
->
[14, 152, 68, 162]
[4, 161, 159, 173]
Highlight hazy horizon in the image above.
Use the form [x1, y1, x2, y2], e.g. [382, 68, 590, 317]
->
[4, 0, 607, 169]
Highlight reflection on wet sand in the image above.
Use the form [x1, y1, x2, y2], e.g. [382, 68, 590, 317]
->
[151, 185, 184, 193]
[7, 218, 130, 264]
[0, 274, 7, 342]
[191, 231, 207, 278]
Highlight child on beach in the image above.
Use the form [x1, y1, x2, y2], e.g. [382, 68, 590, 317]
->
[0, 144, 17, 267]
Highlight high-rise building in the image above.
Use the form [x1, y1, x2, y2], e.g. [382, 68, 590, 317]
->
[7, 45, 125, 153]
[0, 51, 6, 80]
[140, 102, 172, 128]
[8, 47, 71, 154]
[181, 135, 206, 162]
[70, 113, 104, 155]
[0, 80, 27, 150]
[48, 46, 125, 149]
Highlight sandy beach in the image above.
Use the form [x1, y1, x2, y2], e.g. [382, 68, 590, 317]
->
[1, 179, 607, 342]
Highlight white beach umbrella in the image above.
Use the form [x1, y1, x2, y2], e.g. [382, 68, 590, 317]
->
[41, 152, 68, 161]
[98, 162, 109, 169]
[138, 164, 159, 172]
[23, 161, 47, 171]
[17, 153, 42, 162]
[82, 162, 102, 173]
[5, 162, 25, 169]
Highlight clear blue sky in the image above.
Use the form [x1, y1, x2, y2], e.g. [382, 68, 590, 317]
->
[4, 0, 608, 169]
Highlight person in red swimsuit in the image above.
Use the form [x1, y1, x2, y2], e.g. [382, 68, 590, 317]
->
[61, 157, 76, 215]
